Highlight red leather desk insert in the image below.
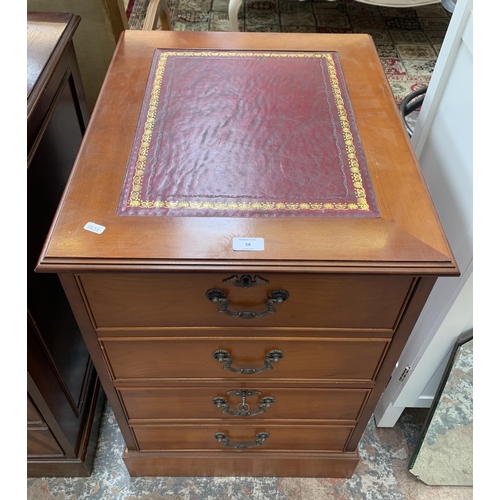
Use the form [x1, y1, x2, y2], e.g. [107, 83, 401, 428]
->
[117, 49, 379, 218]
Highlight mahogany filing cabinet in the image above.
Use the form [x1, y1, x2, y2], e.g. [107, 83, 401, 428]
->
[37, 31, 458, 477]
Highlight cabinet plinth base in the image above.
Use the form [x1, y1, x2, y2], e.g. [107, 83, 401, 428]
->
[27, 384, 106, 477]
[123, 450, 360, 478]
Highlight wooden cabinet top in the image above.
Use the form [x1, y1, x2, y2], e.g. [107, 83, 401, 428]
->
[27, 12, 80, 113]
[36, 31, 458, 276]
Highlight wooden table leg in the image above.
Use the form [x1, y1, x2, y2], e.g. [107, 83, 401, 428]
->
[143, 0, 172, 30]
[159, 0, 171, 30]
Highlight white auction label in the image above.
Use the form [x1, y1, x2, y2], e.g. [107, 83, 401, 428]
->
[232, 237, 265, 251]
[84, 222, 106, 234]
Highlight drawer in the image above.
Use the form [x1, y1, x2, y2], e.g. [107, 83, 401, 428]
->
[79, 273, 413, 330]
[27, 429, 64, 457]
[132, 423, 353, 452]
[120, 387, 370, 422]
[103, 338, 388, 383]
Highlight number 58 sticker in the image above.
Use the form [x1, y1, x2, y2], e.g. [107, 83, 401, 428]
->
[232, 238, 264, 251]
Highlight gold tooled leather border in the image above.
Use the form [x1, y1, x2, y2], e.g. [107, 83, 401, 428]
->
[128, 51, 370, 213]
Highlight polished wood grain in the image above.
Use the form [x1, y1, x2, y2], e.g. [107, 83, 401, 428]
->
[79, 273, 413, 329]
[132, 423, 353, 452]
[345, 276, 437, 451]
[102, 337, 388, 383]
[27, 429, 64, 457]
[27, 12, 76, 99]
[36, 32, 457, 275]
[120, 386, 370, 422]
[123, 450, 360, 478]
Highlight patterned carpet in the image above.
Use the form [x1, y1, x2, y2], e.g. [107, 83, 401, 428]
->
[126, 0, 452, 104]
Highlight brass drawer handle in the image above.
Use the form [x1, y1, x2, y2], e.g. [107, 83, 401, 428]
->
[214, 432, 270, 449]
[212, 390, 275, 417]
[206, 288, 290, 319]
[213, 349, 284, 375]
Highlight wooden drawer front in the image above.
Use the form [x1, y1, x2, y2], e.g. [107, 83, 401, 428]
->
[103, 338, 388, 382]
[132, 424, 353, 452]
[27, 396, 44, 425]
[80, 273, 412, 330]
[27, 429, 64, 457]
[121, 387, 370, 422]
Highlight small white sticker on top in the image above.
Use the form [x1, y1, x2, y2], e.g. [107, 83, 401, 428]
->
[232, 237, 265, 251]
[84, 222, 106, 234]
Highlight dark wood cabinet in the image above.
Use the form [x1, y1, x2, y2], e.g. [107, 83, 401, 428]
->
[27, 12, 105, 477]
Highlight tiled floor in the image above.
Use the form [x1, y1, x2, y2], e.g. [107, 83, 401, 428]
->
[27, 402, 473, 499]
